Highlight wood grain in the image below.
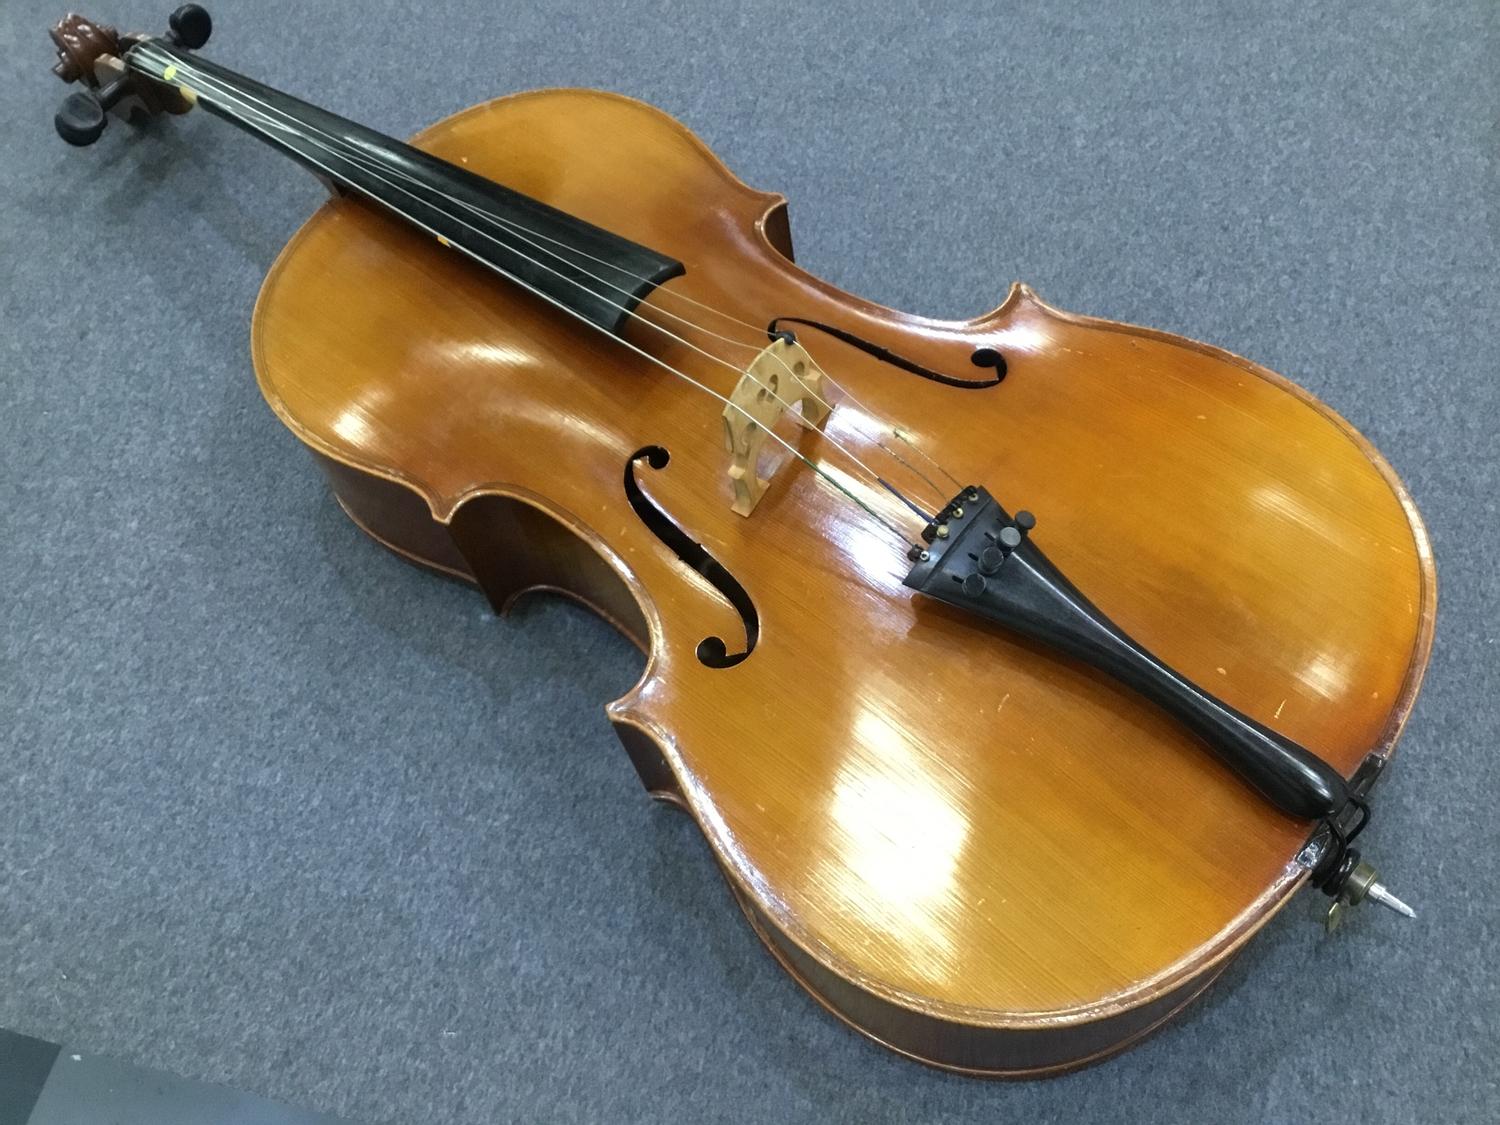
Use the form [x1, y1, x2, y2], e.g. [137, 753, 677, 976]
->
[251, 89, 1435, 1073]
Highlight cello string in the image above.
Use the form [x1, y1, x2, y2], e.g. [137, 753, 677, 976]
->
[214, 72, 943, 515]
[442, 223, 968, 497]
[351, 152, 965, 499]
[867, 434, 949, 501]
[139, 48, 935, 522]
[450, 220, 958, 508]
[138, 43, 958, 508]
[377, 198, 965, 497]
[337, 195, 961, 502]
[468, 228, 956, 509]
[132, 45, 919, 542]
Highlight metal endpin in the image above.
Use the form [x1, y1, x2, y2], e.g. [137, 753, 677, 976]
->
[1365, 881, 1417, 919]
[1323, 859, 1417, 932]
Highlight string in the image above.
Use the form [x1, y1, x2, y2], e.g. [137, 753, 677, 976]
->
[421, 215, 968, 498]
[140, 47, 942, 519]
[292, 106, 965, 503]
[128, 42, 922, 541]
[135, 44, 958, 518]
[460, 220, 958, 510]
[289, 156, 967, 500]
[129, 49, 912, 546]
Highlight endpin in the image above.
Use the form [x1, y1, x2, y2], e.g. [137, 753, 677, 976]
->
[1324, 857, 1417, 931]
[1365, 880, 1416, 919]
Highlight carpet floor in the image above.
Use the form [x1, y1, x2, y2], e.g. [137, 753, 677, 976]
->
[2, 1, 1496, 1121]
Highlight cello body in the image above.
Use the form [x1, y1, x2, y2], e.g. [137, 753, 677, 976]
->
[246, 90, 1435, 1074]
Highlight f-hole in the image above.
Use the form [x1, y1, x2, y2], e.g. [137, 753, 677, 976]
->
[765, 317, 1006, 387]
[624, 446, 759, 669]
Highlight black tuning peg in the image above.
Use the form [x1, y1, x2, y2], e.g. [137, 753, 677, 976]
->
[167, 4, 212, 49]
[54, 75, 132, 147]
[51, 7, 212, 148]
[55, 90, 107, 146]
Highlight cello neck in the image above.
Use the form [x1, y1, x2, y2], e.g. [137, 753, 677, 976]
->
[124, 37, 684, 336]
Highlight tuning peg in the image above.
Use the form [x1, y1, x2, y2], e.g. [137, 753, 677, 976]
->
[167, 4, 212, 49]
[55, 90, 107, 146]
[47, 8, 210, 148]
[54, 73, 133, 147]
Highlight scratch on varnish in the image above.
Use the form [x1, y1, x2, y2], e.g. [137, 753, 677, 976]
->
[1274, 698, 1286, 719]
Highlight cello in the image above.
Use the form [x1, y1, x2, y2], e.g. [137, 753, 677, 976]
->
[43, 6, 1435, 1075]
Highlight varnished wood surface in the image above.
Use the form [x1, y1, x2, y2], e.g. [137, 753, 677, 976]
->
[251, 89, 1434, 1071]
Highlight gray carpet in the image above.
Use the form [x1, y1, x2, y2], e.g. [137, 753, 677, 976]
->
[2, 1, 1496, 1122]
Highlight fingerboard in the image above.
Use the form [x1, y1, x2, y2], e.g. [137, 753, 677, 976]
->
[125, 39, 685, 337]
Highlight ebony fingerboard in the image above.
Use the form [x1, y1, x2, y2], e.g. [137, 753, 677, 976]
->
[125, 39, 685, 338]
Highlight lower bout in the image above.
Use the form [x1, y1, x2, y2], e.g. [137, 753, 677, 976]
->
[610, 722, 1218, 1075]
[317, 450, 1226, 1076]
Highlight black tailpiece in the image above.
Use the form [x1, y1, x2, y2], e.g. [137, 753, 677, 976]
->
[906, 487, 1419, 918]
[904, 487, 1352, 822]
